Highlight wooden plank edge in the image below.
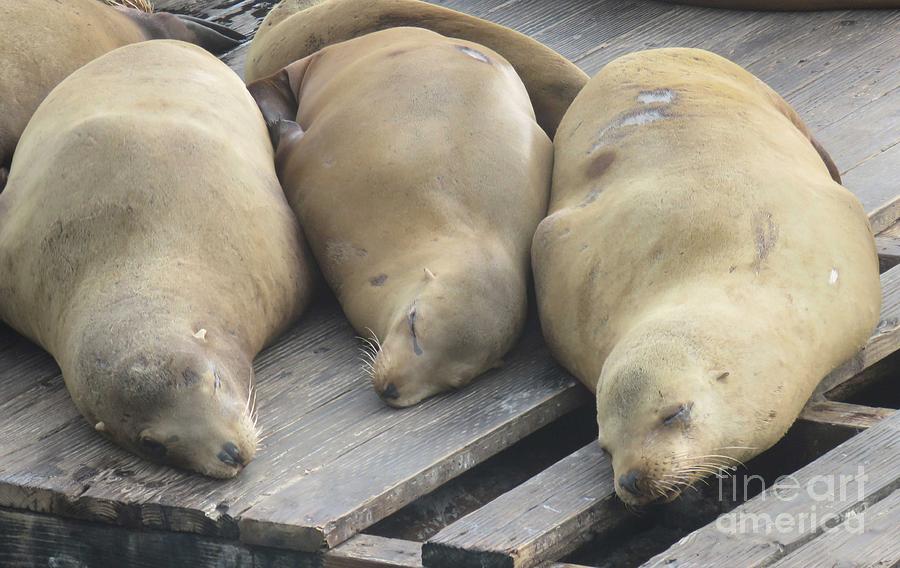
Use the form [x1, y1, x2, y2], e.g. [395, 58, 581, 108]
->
[868, 195, 900, 236]
[0, 505, 319, 568]
[325, 535, 422, 568]
[876, 235, 900, 272]
[421, 494, 623, 568]
[422, 441, 629, 568]
[798, 400, 895, 432]
[769, 490, 900, 567]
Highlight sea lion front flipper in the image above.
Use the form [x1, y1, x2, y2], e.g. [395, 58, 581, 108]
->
[175, 15, 247, 54]
[247, 57, 316, 126]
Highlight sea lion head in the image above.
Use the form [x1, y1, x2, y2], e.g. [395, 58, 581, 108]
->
[596, 319, 766, 507]
[366, 255, 522, 408]
[67, 319, 259, 479]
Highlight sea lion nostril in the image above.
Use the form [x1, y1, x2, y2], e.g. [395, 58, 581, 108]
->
[619, 470, 643, 496]
[218, 441, 243, 467]
[380, 383, 399, 400]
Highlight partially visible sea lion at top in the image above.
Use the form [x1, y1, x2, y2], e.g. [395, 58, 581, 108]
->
[532, 48, 881, 506]
[246, 0, 588, 137]
[0, 40, 315, 477]
[248, 27, 553, 407]
[0, 0, 245, 191]
[668, 0, 899, 9]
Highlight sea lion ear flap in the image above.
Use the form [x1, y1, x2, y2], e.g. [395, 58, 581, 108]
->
[175, 15, 246, 55]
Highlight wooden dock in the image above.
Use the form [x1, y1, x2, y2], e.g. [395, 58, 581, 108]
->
[1, 1, 898, 566]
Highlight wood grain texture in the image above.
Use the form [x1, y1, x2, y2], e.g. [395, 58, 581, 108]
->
[815, 264, 900, 399]
[422, 444, 625, 568]
[643, 410, 900, 567]
[325, 535, 422, 568]
[0, 506, 316, 568]
[0, 507, 429, 568]
[770, 489, 900, 568]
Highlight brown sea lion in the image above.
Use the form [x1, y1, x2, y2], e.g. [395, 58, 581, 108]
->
[532, 48, 881, 506]
[0, 40, 315, 477]
[245, 0, 588, 137]
[0, 0, 244, 191]
[249, 27, 553, 407]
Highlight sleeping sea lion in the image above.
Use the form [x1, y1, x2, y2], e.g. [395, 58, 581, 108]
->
[245, 0, 588, 137]
[249, 27, 553, 407]
[532, 48, 881, 506]
[0, 40, 315, 477]
[0, 0, 244, 191]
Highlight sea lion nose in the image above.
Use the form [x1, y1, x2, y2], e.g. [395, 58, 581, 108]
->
[218, 441, 244, 467]
[619, 469, 643, 496]
[378, 383, 400, 401]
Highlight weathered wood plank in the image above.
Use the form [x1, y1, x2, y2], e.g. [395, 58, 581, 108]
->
[237, 325, 587, 551]
[0, 506, 316, 568]
[877, 236, 900, 273]
[325, 535, 422, 568]
[815, 263, 900, 399]
[422, 443, 626, 568]
[770, 489, 900, 568]
[869, 197, 900, 238]
[0, 507, 431, 568]
[643, 410, 900, 567]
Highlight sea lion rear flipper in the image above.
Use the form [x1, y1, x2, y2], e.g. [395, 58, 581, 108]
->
[247, 58, 316, 137]
[176, 15, 246, 55]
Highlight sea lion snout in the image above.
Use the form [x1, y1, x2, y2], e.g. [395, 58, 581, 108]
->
[376, 383, 400, 402]
[218, 441, 248, 468]
[617, 469, 644, 497]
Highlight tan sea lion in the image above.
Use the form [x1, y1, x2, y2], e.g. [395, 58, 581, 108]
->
[0, 40, 315, 477]
[532, 48, 881, 506]
[245, 0, 588, 137]
[248, 27, 553, 407]
[0, 0, 244, 191]
[668, 0, 899, 9]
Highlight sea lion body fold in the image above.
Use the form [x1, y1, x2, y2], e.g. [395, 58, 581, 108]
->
[533, 48, 880, 505]
[250, 28, 552, 406]
[0, 40, 314, 477]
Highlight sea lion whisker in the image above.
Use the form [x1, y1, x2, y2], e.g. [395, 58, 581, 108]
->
[363, 327, 383, 354]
